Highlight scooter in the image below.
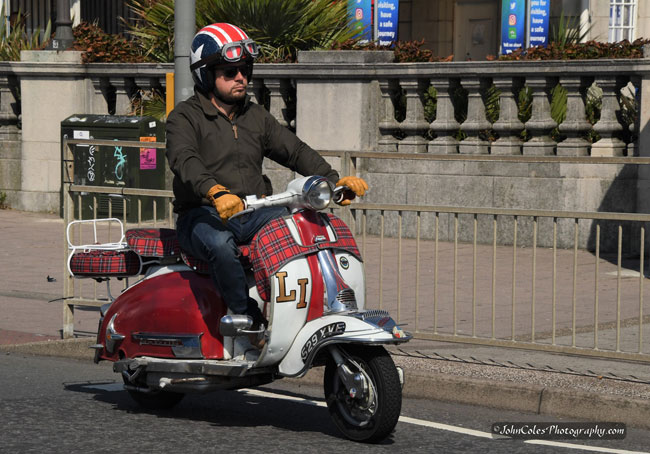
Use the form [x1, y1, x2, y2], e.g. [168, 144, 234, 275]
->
[67, 175, 411, 443]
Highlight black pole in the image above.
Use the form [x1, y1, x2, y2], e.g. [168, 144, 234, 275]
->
[48, 0, 74, 50]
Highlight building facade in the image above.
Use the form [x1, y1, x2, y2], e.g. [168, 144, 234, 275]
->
[397, 0, 650, 60]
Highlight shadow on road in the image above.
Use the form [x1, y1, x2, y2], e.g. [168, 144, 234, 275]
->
[63, 381, 397, 445]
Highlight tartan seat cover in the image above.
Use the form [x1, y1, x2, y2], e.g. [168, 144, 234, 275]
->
[126, 228, 180, 257]
[181, 245, 252, 274]
[69, 249, 141, 277]
[250, 214, 361, 302]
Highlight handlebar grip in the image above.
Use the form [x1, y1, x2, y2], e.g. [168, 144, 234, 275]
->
[333, 186, 356, 204]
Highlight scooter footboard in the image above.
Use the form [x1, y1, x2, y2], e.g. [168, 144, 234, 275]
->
[277, 312, 411, 377]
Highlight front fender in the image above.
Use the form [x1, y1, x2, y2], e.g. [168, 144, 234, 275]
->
[277, 313, 410, 377]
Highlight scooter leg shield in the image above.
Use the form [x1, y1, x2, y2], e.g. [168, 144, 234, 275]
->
[276, 315, 395, 377]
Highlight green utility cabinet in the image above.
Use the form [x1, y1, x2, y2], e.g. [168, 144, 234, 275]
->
[61, 115, 165, 222]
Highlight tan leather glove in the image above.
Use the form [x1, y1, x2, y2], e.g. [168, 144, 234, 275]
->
[206, 184, 244, 221]
[335, 176, 368, 206]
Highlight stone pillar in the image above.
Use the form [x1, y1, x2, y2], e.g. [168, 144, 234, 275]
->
[627, 76, 640, 157]
[428, 77, 460, 154]
[491, 76, 524, 155]
[0, 70, 22, 208]
[377, 79, 400, 152]
[523, 76, 558, 156]
[591, 76, 628, 157]
[89, 76, 115, 114]
[398, 78, 430, 153]
[295, 51, 393, 154]
[636, 72, 650, 214]
[246, 78, 265, 105]
[18, 50, 87, 212]
[557, 76, 592, 156]
[459, 77, 490, 154]
[265, 78, 292, 128]
[105, 76, 137, 116]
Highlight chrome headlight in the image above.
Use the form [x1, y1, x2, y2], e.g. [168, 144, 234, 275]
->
[302, 176, 332, 210]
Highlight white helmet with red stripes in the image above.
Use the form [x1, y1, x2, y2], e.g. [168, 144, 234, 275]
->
[190, 23, 260, 94]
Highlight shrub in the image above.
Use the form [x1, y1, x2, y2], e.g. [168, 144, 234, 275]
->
[73, 21, 149, 63]
[492, 38, 650, 61]
[331, 39, 453, 62]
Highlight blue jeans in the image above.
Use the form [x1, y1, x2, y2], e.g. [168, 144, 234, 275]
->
[176, 205, 288, 323]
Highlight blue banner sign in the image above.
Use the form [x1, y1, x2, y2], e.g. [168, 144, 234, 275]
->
[529, 0, 550, 47]
[501, 0, 525, 54]
[348, 0, 372, 43]
[376, 0, 399, 46]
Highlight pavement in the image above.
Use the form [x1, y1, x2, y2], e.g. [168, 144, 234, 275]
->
[1, 208, 650, 430]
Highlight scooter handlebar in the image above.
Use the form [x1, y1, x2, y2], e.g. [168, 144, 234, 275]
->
[228, 192, 297, 220]
[227, 179, 354, 221]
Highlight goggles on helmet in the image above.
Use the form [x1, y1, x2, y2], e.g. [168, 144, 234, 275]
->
[222, 39, 259, 62]
[190, 39, 259, 71]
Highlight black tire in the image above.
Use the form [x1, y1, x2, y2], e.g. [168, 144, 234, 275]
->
[122, 374, 184, 410]
[324, 345, 402, 443]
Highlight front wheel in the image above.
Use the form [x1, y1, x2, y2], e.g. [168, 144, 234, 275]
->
[324, 345, 402, 443]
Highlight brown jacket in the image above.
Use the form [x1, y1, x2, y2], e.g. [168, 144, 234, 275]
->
[166, 89, 338, 213]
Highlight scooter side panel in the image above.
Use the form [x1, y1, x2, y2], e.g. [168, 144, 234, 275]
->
[98, 271, 227, 361]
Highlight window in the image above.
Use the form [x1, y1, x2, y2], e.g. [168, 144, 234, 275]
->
[609, 0, 636, 42]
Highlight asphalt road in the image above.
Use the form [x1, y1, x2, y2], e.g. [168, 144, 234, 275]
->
[1, 353, 649, 454]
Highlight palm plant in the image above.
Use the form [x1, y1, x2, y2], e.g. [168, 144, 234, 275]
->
[127, 0, 174, 63]
[551, 11, 592, 49]
[127, 0, 358, 63]
[196, 0, 357, 62]
[0, 6, 51, 61]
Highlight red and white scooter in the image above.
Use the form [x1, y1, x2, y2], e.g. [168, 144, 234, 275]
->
[67, 176, 411, 443]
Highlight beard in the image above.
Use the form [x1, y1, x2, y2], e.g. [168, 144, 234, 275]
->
[215, 85, 247, 105]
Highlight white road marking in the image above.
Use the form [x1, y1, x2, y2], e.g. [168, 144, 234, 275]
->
[240, 389, 649, 454]
[398, 414, 495, 439]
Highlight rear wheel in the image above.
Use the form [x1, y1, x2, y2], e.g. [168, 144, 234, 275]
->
[122, 372, 184, 410]
[324, 345, 402, 443]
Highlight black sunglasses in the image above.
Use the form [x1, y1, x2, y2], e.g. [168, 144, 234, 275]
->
[221, 64, 252, 79]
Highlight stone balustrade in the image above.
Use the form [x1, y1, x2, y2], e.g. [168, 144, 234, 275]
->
[370, 62, 646, 158]
[2, 52, 650, 218]
[2, 57, 648, 157]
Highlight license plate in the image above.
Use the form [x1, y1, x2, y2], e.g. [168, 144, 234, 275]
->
[300, 322, 346, 362]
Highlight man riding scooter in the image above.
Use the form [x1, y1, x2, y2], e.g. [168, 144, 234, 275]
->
[165, 23, 369, 348]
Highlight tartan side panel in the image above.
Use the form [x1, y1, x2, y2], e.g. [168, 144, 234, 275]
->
[250, 218, 314, 301]
[322, 214, 362, 261]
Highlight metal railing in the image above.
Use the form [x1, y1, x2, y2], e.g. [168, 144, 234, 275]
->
[62, 140, 650, 362]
